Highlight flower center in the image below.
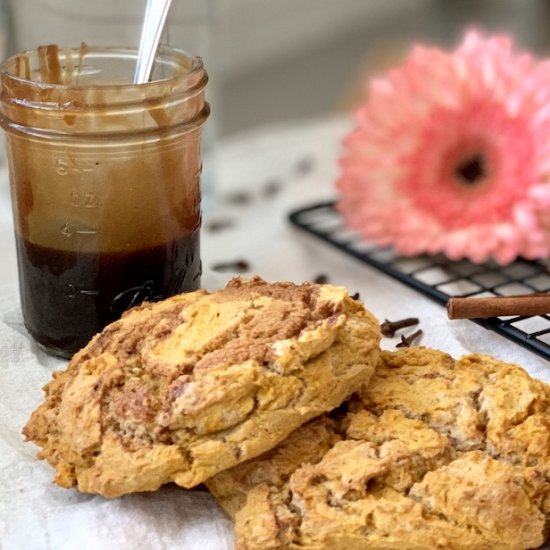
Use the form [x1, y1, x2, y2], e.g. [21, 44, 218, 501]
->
[455, 153, 486, 185]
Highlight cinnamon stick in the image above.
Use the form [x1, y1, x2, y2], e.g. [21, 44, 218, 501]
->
[447, 294, 550, 319]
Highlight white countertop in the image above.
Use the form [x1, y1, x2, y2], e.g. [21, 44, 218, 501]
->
[0, 115, 548, 549]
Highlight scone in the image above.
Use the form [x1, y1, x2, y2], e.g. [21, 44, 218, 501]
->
[206, 348, 550, 550]
[23, 276, 380, 498]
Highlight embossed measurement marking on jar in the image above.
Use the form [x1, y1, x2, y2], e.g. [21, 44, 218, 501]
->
[70, 190, 98, 208]
[65, 284, 100, 298]
[56, 156, 96, 176]
[60, 222, 98, 238]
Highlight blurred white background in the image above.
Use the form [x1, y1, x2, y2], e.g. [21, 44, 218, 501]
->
[2, 0, 550, 137]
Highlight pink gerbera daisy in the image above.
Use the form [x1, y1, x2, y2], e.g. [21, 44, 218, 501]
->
[336, 30, 550, 265]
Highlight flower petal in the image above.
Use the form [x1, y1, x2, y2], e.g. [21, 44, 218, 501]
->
[337, 29, 550, 264]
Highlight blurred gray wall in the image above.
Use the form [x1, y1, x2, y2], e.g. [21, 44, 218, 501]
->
[214, 0, 550, 135]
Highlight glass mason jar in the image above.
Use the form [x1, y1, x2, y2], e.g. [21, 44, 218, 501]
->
[0, 45, 209, 357]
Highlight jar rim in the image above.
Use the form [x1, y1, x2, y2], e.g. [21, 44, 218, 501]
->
[0, 44, 209, 135]
[0, 44, 204, 91]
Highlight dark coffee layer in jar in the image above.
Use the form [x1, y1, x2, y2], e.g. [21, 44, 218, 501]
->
[15, 231, 201, 357]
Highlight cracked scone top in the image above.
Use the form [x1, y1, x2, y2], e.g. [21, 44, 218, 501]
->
[23, 276, 380, 498]
[207, 348, 550, 550]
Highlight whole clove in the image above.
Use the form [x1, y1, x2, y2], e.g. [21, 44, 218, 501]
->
[205, 218, 236, 233]
[211, 259, 251, 273]
[262, 180, 282, 198]
[294, 156, 315, 177]
[396, 329, 423, 348]
[313, 274, 329, 284]
[224, 190, 252, 205]
[380, 317, 420, 337]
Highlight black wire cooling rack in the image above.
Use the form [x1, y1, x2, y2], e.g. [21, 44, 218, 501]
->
[288, 201, 550, 361]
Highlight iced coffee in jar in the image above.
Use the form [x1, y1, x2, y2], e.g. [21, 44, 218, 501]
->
[0, 45, 209, 357]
